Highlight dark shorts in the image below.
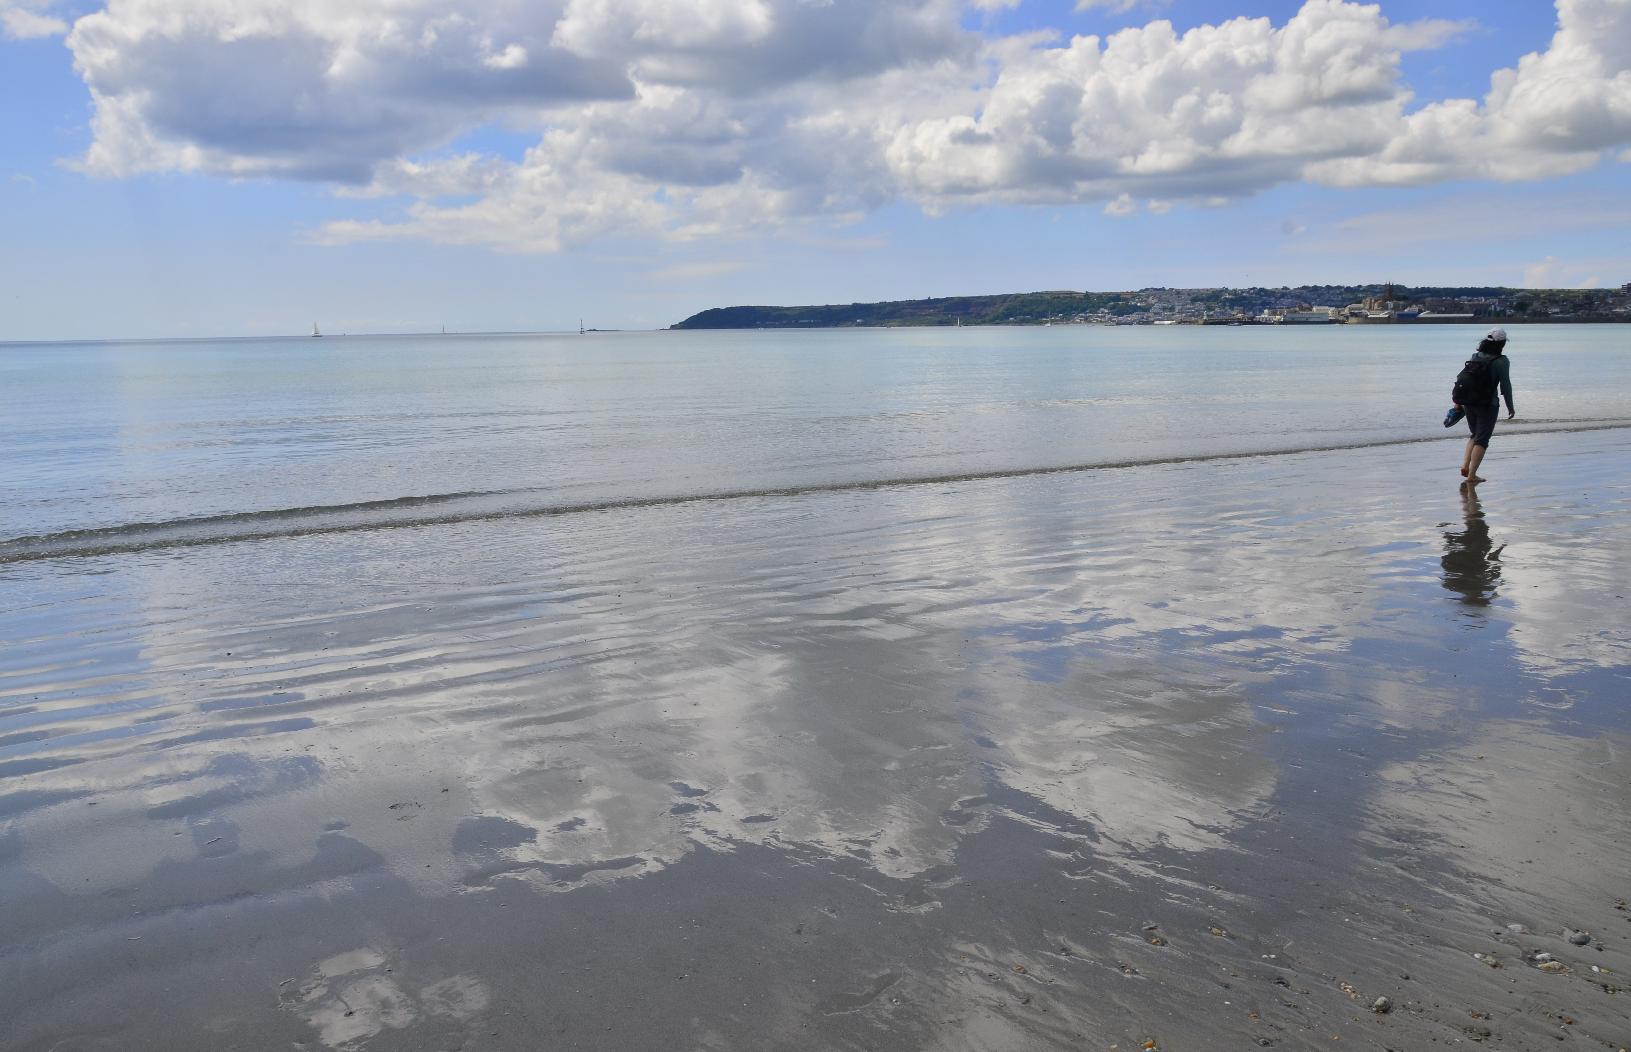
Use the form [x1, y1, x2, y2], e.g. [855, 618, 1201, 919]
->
[1464, 404, 1499, 447]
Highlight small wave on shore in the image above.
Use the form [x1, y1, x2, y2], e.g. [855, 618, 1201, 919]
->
[6, 418, 1630, 565]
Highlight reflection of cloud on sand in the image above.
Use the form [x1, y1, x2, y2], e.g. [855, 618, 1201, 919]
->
[1442, 450, 1631, 681]
[12, 752, 328, 898]
[464, 630, 1278, 891]
[8, 446, 1330, 905]
[1498, 537, 1631, 681]
[450, 470, 1293, 886]
[981, 655, 1278, 855]
[468, 631, 984, 885]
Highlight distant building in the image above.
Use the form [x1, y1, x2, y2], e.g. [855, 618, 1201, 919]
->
[1257, 306, 1340, 324]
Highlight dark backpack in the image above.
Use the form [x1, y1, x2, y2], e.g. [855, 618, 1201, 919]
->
[1452, 355, 1499, 406]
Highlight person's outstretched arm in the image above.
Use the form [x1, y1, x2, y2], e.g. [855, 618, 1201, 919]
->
[1497, 357, 1515, 418]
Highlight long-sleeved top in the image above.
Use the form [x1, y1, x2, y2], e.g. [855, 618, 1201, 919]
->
[1474, 351, 1515, 415]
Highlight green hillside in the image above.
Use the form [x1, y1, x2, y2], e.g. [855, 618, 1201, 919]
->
[671, 285, 1630, 329]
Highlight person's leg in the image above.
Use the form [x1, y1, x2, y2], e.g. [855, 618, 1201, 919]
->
[1462, 408, 1482, 476]
[1466, 441, 1487, 483]
[1466, 407, 1495, 482]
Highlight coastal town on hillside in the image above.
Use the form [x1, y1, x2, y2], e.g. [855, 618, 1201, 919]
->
[1124, 283, 1631, 326]
[1115, 283, 1631, 326]
[674, 283, 1631, 329]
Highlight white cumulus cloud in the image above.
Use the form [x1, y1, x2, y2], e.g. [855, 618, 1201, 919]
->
[1308, 0, 1631, 185]
[42, 0, 1631, 252]
[2, 0, 67, 38]
[67, 0, 638, 180]
[885, 1, 1476, 205]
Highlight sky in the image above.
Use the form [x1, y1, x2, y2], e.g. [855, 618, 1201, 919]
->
[1, 0, 1628, 340]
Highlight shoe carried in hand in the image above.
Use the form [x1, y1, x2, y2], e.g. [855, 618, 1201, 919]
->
[1443, 405, 1465, 428]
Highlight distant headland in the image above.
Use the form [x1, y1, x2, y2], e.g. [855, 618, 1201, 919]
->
[672, 283, 1631, 330]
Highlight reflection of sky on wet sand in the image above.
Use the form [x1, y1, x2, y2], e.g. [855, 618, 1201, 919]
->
[985, 655, 1277, 855]
[4, 459, 1307, 895]
[7, 435, 1629, 886]
[1489, 477, 1631, 681]
[5, 430, 1631, 1047]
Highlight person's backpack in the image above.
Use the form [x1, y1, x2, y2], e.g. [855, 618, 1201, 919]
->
[1452, 354, 1500, 407]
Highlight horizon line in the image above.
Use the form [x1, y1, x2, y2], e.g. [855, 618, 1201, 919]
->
[0, 328, 651, 348]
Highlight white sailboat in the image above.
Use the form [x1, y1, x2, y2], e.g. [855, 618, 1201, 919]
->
[311, 323, 322, 338]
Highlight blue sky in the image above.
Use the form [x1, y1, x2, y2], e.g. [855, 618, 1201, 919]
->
[1, 0, 1628, 340]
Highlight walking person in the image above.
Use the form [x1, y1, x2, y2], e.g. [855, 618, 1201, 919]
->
[1454, 328, 1515, 483]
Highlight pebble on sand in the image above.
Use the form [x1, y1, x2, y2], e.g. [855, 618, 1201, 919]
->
[1371, 996, 1392, 1014]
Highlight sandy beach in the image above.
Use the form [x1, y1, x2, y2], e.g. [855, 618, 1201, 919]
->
[3, 425, 1631, 1050]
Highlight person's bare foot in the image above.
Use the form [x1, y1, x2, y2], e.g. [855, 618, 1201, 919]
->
[1466, 474, 1485, 484]
[1460, 466, 1470, 478]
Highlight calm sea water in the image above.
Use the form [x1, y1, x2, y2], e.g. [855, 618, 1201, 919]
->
[1, 324, 1626, 554]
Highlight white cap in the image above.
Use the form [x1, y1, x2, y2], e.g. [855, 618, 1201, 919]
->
[1486, 327, 1508, 342]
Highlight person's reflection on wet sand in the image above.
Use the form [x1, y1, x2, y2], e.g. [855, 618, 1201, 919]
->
[1442, 483, 1503, 607]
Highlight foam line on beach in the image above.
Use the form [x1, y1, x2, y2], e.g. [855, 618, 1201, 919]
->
[5, 419, 1630, 565]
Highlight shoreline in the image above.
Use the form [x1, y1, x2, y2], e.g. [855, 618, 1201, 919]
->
[8, 418, 1631, 567]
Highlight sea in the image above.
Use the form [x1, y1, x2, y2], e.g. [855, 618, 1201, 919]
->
[2, 323, 1627, 560]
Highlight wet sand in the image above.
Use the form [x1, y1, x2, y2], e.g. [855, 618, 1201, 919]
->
[3, 428, 1631, 1050]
